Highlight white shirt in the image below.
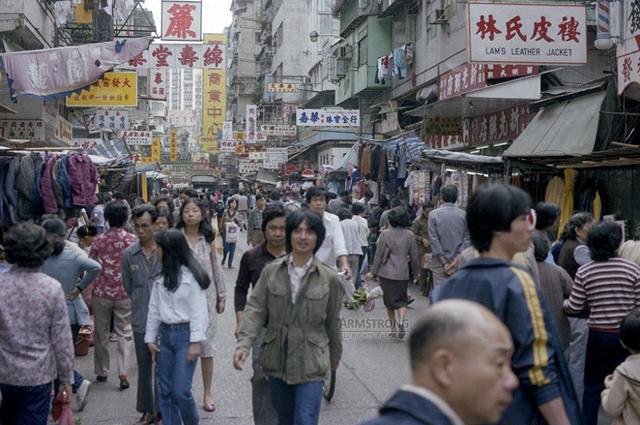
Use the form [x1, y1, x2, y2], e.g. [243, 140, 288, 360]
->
[340, 219, 363, 256]
[288, 256, 313, 304]
[315, 212, 348, 270]
[353, 215, 369, 247]
[400, 385, 465, 425]
[145, 266, 209, 343]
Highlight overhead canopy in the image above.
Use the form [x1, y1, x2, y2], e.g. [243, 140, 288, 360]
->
[337, 132, 426, 170]
[503, 91, 607, 158]
[420, 149, 503, 165]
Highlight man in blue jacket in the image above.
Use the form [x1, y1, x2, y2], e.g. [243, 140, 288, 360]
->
[432, 184, 583, 425]
[360, 299, 518, 425]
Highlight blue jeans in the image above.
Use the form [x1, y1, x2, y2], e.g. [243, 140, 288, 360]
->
[223, 241, 236, 267]
[54, 324, 84, 397]
[0, 382, 52, 425]
[156, 323, 199, 425]
[269, 378, 323, 425]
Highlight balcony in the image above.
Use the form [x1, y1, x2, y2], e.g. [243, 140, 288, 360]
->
[0, 0, 57, 49]
[256, 45, 273, 66]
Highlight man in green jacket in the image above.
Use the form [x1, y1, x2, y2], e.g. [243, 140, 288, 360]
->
[233, 209, 343, 425]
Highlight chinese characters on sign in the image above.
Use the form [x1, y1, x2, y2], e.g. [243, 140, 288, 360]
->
[246, 104, 257, 144]
[238, 159, 261, 174]
[467, 3, 587, 64]
[264, 147, 288, 170]
[66, 72, 138, 107]
[149, 69, 168, 100]
[296, 109, 360, 127]
[161, 0, 202, 42]
[89, 110, 129, 131]
[617, 0, 640, 94]
[267, 83, 298, 93]
[169, 128, 178, 162]
[260, 124, 297, 137]
[248, 150, 267, 161]
[72, 139, 100, 151]
[201, 33, 226, 153]
[55, 116, 73, 145]
[126, 43, 225, 69]
[220, 139, 236, 153]
[0, 120, 45, 142]
[123, 131, 152, 146]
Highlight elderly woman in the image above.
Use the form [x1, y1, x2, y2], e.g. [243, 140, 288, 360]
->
[366, 207, 420, 339]
[0, 223, 74, 424]
[233, 209, 343, 425]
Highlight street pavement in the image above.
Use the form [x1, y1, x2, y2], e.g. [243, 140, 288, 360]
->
[75, 232, 430, 425]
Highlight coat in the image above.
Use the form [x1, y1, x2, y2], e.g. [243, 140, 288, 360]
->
[371, 227, 420, 281]
[16, 154, 41, 221]
[602, 354, 640, 425]
[3, 156, 20, 224]
[40, 154, 59, 214]
[411, 215, 431, 256]
[360, 389, 457, 425]
[66, 153, 98, 207]
[236, 255, 343, 385]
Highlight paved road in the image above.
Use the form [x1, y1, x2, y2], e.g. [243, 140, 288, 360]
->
[75, 234, 429, 425]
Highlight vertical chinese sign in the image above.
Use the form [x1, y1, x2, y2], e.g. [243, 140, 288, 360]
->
[245, 104, 257, 144]
[169, 128, 178, 162]
[618, 0, 640, 94]
[161, 0, 202, 42]
[201, 33, 226, 154]
[149, 69, 168, 100]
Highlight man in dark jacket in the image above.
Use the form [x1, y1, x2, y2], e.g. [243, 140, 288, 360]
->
[360, 299, 518, 425]
[432, 184, 583, 425]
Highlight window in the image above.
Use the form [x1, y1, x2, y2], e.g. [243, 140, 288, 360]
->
[358, 36, 368, 67]
[407, 12, 418, 42]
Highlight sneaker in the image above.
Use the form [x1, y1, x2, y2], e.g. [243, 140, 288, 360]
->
[75, 379, 91, 412]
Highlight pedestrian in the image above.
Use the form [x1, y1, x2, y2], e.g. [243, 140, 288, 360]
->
[247, 194, 267, 246]
[233, 209, 343, 425]
[337, 207, 362, 290]
[145, 229, 210, 425]
[237, 191, 249, 230]
[379, 198, 401, 230]
[601, 308, 640, 425]
[432, 183, 583, 425]
[0, 223, 74, 425]
[563, 221, 640, 425]
[122, 205, 163, 425]
[41, 217, 101, 412]
[221, 197, 242, 268]
[351, 202, 369, 289]
[534, 202, 561, 249]
[92, 192, 107, 233]
[366, 207, 420, 339]
[359, 299, 518, 425]
[177, 198, 226, 412]
[532, 233, 573, 350]
[234, 205, 287, 425]
[327, 190, 351, 215]
[556, 212, 595, 278]
[619, 226, 640, 266]
[427, 185, 470, 288]
[77, 225, 98, 255]
[411, 202, 433, 296]
[155, 207, 174, 231]
[90, 199, 137, 389]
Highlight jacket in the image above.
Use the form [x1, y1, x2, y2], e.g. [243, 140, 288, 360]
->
[40, 154, 59, 214]
[601, 354, 640, 425]
[236, 255, 343, 385]
[122, 242, 163, 333]
[558, 238, 581, 279]
[360, 388, 458, 425]
[371, 227, 420, 281]
[0, 157, 14, 224]
[57, 156, 73, 209]
[3, 156, 20, 224]
[66, 153, 98, 207]
[432, 257, 583, 425]
[15, 154, 41, 221]
[411, 215, 431, 256]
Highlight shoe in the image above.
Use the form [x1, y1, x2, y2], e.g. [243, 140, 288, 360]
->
[203, 402, 216, 412]
[75, 379, 91, 412]
[96, 375, 107, 382]
[133, 413, 155, 425]
[119, 375, 130, 390]
[407, 297, 415, 306]
[109, 332, 118, 342]
[398, 323, 406, 340]
[228, 265, 234, 269]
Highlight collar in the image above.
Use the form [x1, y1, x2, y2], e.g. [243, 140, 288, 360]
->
[400, 385, 465, 425]
[440, 202, 456, 208]
[288, 254, 314, 270]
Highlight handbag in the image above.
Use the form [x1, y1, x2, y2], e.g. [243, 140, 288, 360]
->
[225, 222, 239, 243]
[52, 390, 75, 425]
[74, 326, 93, 357]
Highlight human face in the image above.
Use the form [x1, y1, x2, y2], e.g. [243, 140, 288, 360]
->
[290, 220, 318, 256]
[228, 200, 237, 211]
[155, 216, 170, 231]
[576, 219, 595, 241]
[182, 203, 203, 227]
[494, 213, 533, 258]
[133, 212, 155, 244]
[80, 235, 96, 248]
[448, 326, 518, 425]
[156, 201, 170, 211]
[264, 216, 285, 248]
[179, 192, 189, 204]
[309, 196, 327, 214]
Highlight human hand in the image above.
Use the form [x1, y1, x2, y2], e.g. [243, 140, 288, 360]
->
[340, 265, 352, 281]
[216, 299, 226, 314]
[233, 350, 249, 370]
[365, 272, 374, 281]
[604, 374, 614, 388]
[187, 342, 201, 362]
[147, 343, 160, 363]
[61, 384, 73, 402]
[67, 288, 81, 301]
[331, 360, 340, 370]
[234, 323, 240, 340]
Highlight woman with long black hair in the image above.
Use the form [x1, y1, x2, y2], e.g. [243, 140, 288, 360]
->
[145, 229, 210, 425]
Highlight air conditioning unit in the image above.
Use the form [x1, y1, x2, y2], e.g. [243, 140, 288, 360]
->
[433, 8, 448, 23]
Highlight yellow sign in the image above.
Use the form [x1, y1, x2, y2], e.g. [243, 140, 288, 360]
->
[201, 33, 226, 153]
[169, 128, 178, 162]
[67, 72, 138, 107]
[151, 137, 161, 161]
[75, 3, 93, 24]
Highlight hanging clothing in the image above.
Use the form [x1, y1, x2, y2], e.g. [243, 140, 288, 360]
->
[40, 154, 59, 214]
[404, 43, 415, 66]
[375, 56, 391, 84]
[67, 153, 99, 207]
[393, 47, 406, 79]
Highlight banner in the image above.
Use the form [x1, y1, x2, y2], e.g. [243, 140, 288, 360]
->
[296, 109, 360, 127]
[169, 128, 178, 162]
[161, 0, 202, 42]
[149, 69, 168, 100]
[126, 43, 225, 70]
[67, 72, 138, 107]
[201, 33, 227, 154]
[467, 3, 587, 65]
[89, 110, 129, 131]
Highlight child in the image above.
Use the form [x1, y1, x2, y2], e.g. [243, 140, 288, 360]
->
[601, 308, 640, 425]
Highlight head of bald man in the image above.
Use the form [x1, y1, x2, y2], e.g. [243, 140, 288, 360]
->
[409, 300, 518, 425]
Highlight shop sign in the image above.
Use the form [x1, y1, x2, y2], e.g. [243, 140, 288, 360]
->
[201, 33, 226, 153]
[425, 117, 462, 135]
[223, 121, 233, 139]
[248, 150, 267, 161]
[267, 83, 298, 93]
[66, 72, 138, 107]
[296, 109, 360, 127]
[72, 138, 100, 150]
[238, 159, 260, 174]
[264, 147, 288, 170]
[260, 124, 296, 136]
[617, 0, 640, 94]
[55, 115, 73, 145]
[169, 128, 178, 162]
[246, 104, 258, 144]
[465, 105, 534, 146]
[126, 43, 225, 70]
[0, 119, 45, 142]
[89, 109, 129, 131]
[423, 135, 467, 150]
[220, 139, 236, 153]
[123, 130, 152, 146]
[467, 3, 587, 65]
[161, 0, 202, 42]
[149, 69, 168, 100]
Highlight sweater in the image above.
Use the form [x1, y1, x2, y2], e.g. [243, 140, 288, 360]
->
[601, 354, 640, 425]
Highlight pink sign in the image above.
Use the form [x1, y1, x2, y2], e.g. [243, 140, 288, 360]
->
[161, 0, 202, 42]
[438, 63, 538, 100]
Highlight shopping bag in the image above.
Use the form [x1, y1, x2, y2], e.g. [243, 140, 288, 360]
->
[74, 326, 93, 357]
[214, 236, 223, 256]
[52, 390, 74, 424]
[225, 222, 239, 243]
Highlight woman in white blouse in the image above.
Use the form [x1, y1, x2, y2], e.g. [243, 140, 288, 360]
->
[145, 229, 210, 425]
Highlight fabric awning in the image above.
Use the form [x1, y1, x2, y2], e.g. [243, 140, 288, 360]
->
[503, 91, 607, 158]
